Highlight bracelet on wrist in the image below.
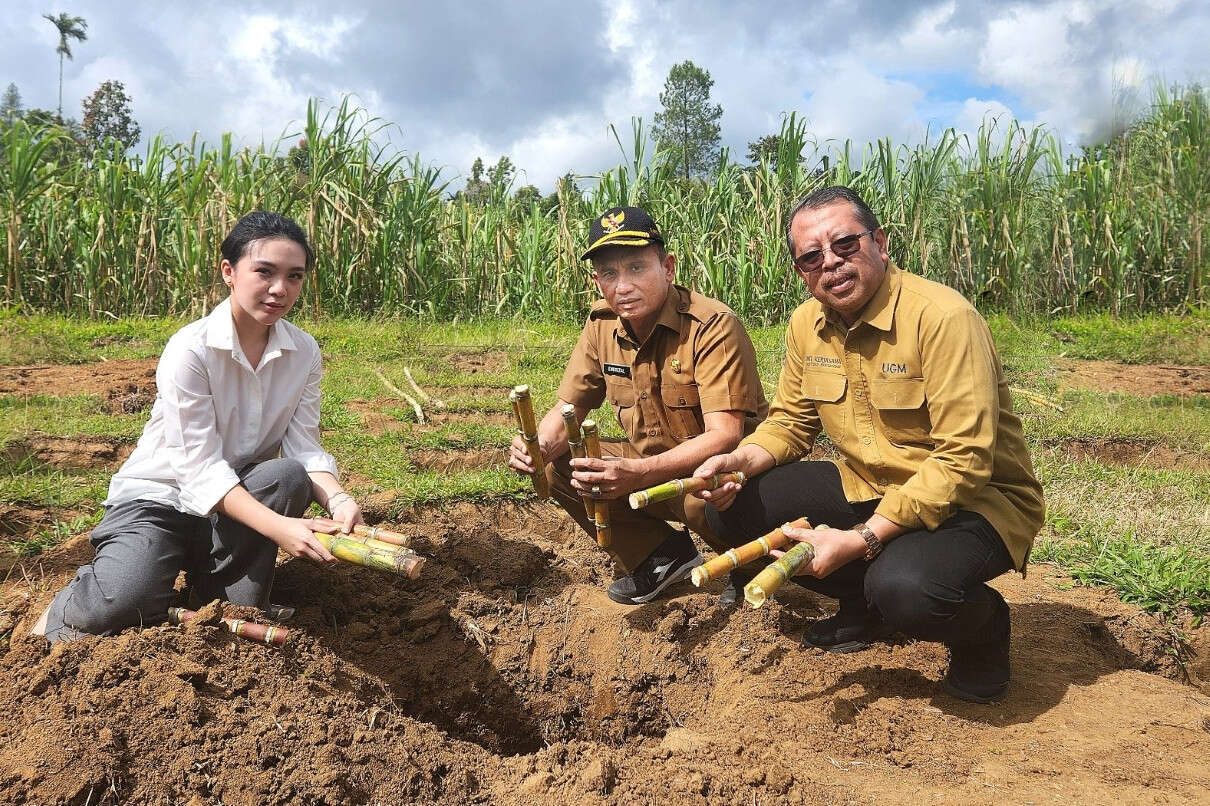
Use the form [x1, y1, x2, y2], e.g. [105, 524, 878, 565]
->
[855, 522, 883, 561]
[327, 492, 352, 512]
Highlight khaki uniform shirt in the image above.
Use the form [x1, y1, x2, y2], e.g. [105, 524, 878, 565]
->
[558, 284, 768, 456]
[741, 264, 1044, 570]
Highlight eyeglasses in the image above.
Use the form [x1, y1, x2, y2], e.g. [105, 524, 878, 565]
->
[792, 229, 875, 273]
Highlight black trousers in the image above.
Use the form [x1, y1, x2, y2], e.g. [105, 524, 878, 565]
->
[706, 461, 1015, 647]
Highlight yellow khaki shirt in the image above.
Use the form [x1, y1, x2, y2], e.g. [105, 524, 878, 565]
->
[741, 264, 1044, 570]
[558, 284, 768, 457]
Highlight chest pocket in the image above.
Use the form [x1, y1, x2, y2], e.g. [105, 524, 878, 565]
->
[869, 377, 932, 445]
[801, 371, 847, 431]
[660, 382, 703, 441]
[605, 377, 637, 435]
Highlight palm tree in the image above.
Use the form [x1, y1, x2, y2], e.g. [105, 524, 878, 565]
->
[42, 12, 88, 120]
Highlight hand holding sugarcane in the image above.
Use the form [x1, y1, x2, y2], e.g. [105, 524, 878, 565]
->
[689, 451, 757, 511]
[629, 472, 745, 509]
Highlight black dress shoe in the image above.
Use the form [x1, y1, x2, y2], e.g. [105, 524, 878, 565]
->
[803, 597, 887, 653]
[942, 592, 1011, 703]
[718, 567, 756, 607]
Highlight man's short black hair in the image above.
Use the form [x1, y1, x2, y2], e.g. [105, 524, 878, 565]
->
[784, 186, 881, 259]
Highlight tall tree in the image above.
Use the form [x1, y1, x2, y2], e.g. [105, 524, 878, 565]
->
[652, 60, 723, 179]
[81, 79, 140, 151]
[43, 12, 88, 119]
[0, 84, 23, 127]
[746, 134, 782, 170]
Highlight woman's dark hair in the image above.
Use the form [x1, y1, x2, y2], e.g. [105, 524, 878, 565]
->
[221, 211, 314, 269]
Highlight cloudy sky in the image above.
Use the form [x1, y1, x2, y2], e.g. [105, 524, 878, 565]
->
[3, 0, 1208, 191]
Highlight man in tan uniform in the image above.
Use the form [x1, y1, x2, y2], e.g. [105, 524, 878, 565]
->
[695, 186, 1044, 702]
[508, 205, 768, 605]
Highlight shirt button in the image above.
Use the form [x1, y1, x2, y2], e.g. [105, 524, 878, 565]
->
[878, 477, 888, 485]
[862, 436, 872, 445]
[640, 392, 648, 400]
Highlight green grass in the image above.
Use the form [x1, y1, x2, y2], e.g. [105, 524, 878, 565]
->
[1, 313, 1208, 619]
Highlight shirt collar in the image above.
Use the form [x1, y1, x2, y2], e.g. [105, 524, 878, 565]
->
[203, 297, 297, 358]
[812, 263, 902, 334]
[614, 285, 684, 347]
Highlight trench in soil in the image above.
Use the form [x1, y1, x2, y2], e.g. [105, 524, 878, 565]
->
[269, 501, 687, 757]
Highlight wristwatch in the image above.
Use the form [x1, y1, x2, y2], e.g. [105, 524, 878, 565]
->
[854, 522, 882, 561]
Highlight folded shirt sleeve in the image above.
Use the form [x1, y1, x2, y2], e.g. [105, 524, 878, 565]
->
[158, 344, 241, 517]
[281, 338, 339, 478]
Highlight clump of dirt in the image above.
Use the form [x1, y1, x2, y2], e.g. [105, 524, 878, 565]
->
[0, 359, 158, 401]
[411, 448, 503, 472]
[1, 503, 1208, 805]
[1042, 437, 1210, 472]
[1059, 359, 1210, 397]
[446, 351, 509, 374]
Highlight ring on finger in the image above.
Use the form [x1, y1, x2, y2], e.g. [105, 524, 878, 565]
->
[591, 485, 602, 498]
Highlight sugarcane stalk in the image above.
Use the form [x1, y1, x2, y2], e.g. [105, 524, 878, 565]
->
[510, 385, 551, 499]
[561, 404, 595, 522]
[314, 531, 425, 578]
[311, 517, 412, 548]
[374, 367, 426, 424]
[581, 419, 611, 548]
[168, 607, 289, 646]
[744, 524, 826, 608]
[691, 517, 811, 587]
[629, 472, 746, 510]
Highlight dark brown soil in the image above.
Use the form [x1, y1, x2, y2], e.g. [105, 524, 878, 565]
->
[446, 351, 509, 374]
[1, 501, 1208, 805]
[1059, 359, 1210, 397]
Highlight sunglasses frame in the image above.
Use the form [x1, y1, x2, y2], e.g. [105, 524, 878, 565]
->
[792, 228, 876, 273]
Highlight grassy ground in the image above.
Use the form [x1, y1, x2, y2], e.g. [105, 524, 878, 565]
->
[1, 309, 1208, 620]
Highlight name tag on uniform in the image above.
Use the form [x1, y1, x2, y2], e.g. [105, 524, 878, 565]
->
[603, 363, 632, 378]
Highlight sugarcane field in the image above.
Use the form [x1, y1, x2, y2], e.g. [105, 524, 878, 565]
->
[5, 6, 1210, 802]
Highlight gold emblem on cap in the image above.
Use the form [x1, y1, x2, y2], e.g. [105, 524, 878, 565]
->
[601, 211, 625, 233]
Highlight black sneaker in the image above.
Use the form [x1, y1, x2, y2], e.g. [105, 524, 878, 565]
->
[607, 531, 703, 605]
[802, 597, 887, 653]
[719, 567, 756, 608]
[942, 592, 1011, 703]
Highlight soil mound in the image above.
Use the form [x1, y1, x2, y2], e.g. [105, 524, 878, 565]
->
[0, 359, 158, 408]
[1059, 359, 1210, 397]
[1, 503, 1208, 805]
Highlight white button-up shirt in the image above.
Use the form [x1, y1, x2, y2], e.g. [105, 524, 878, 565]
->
[106, 298, 339, 517]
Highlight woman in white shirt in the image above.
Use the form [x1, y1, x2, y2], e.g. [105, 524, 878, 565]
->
[35, 211, 360, 643]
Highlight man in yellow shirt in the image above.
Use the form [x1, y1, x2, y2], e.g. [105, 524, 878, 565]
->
[695, 185, 1044, 703]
